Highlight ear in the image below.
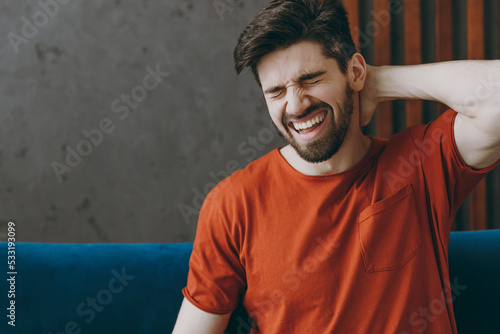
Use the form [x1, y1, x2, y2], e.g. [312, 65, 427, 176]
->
[348, 53, 366, 92]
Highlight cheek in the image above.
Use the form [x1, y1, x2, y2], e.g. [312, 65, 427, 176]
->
[312, 85, 344, 104]
[267, 102, 286, 124]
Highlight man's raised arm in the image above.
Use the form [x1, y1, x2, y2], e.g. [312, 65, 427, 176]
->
[360, 60, 500, 169]
[172, 297, 232, 334]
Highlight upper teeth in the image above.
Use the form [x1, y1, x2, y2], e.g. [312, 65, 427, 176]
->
[293, 113, 326, 131]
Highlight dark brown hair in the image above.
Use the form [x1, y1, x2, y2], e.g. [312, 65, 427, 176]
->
[233, 0, 357, 85]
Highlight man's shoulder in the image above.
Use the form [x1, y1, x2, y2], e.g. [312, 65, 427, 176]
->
[231, 147, 279, 180]
[381, 109, 457, 157]
[207, 148, 279, 200]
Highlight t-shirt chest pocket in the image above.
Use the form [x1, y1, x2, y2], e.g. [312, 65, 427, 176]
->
[357, 184, 422, 273]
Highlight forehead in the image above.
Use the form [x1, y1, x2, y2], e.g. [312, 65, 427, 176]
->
[256, 40, 341, 88]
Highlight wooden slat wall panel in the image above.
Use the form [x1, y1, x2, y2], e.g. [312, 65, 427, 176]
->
[404, 0, 423, 126]
[435, 0, 453, 61]
[344, 0, 360, 51]
[391, 0, 407, 133]
[421, 0, 437, 123]
[373, 0, 393, 138]
[435, 0, 453, 115]
[484, 0, 499, 60]
[467, 0, 485, 60]
[467, 0, 487, 230]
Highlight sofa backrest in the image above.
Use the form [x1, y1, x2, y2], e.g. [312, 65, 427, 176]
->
[1, 230, 499, 333]
[0, 242, 192, 333]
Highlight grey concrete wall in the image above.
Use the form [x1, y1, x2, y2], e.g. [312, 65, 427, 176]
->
[0, 0, 283, 243]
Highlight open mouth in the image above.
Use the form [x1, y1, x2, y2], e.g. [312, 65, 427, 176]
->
[288, 110, 327, 135]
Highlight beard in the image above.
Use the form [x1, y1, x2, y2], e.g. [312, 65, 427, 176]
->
[272, 83, 354, 163]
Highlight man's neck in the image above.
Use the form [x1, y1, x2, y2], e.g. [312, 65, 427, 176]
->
[279, 132, 372, 176]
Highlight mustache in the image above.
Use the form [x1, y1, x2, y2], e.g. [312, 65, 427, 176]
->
[282, 101, 333, 124]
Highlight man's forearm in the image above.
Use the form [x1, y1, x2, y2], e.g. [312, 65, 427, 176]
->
[373, 60, 500, 119]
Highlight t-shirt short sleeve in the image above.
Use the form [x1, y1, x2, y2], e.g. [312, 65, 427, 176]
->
[408, 108, 500, 235]
[182, 184, 246, 315]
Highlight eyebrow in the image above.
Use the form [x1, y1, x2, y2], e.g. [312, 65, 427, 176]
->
[263, 71, 327, 95]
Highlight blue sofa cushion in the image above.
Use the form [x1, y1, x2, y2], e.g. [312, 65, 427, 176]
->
[448, 230, 500, 334]
[0, 242, 192, 333]
[1, 230, 499, 333]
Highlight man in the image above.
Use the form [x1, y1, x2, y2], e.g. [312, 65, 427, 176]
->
[173, 0, 500, 332]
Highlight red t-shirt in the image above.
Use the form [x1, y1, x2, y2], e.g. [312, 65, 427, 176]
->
[182, 109, 499, 333]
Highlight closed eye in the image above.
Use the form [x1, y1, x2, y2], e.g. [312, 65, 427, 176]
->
[303, 79, 321, 86]
[269, 90, 285, 100]
[298, 70, 326, 86]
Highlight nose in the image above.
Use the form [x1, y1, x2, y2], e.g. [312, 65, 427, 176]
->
[285, 86, 311, 117]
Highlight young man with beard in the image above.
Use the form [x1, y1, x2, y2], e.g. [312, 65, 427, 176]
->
[173, 0, 500, 333]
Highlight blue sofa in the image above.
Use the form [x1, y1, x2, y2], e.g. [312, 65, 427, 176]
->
[1, 230, 499, 333]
